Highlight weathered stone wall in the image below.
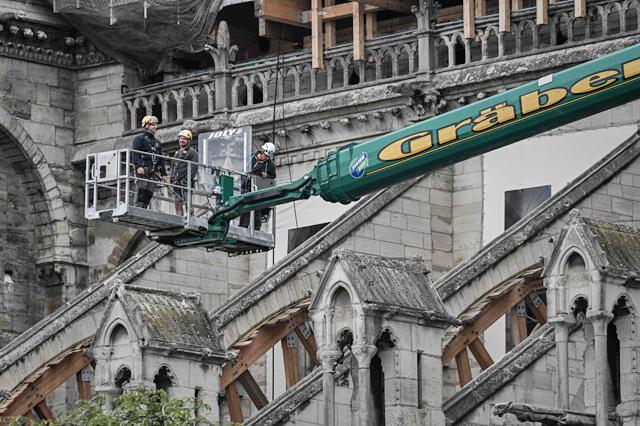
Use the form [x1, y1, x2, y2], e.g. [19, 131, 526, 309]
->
[453, 156, 484, 264]
[0, 52, 84, 341]
[458, 328, 589, 425]
[131, 248, 250, 311]
[74, 64, 126, 145]
[338, 169, 454, 279]
[0, 154, 43, 344]
[284, 385, 353, 426]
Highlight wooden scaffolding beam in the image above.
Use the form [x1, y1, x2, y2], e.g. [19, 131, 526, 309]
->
[455, 347, 472, 387]
[499, 0, 511, 32]
[312, 0, 324, 68]
[257, 0, 309, 27]
[353, 1, 365, 61]
[463, 0, 476, 39]
[366, 11, 378, 39]
[0, 350, 93, 417]
[537, 0, 548, 25]
[512, 304, 529, 346]
[225, 382, 243, 424]
[294, 326, 320, 367]
[468, 338, 494, 370]
[325, 0, 336, 48]
[300, 3, 379, 24]
[237, 370, 268, 410]
[442, 279, 543, 364]
[33, 400, 54, 421]
[220, 310, 309, 389]
[352, 0, 414, 13]
[281, 335, 300, 388]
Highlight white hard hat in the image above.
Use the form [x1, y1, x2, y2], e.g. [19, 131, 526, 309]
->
[261, 142, 275, 156]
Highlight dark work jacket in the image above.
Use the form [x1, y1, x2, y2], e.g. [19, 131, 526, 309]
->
[131, 131, 166, 176]
[250, 153, 276, 179]
[170, 146, 198, 185]
[242, 152, 276, 193]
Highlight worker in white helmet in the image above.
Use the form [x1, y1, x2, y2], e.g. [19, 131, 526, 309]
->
[131, 115, 167, 208]
[240, 142, 276, 230]
[170, 129, 198, 216]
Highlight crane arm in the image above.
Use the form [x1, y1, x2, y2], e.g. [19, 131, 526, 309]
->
[209, 43, 640, 227]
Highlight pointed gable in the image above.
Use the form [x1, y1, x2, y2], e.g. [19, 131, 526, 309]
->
[93, 282, 224, 358]
[312, 249, 456, 325]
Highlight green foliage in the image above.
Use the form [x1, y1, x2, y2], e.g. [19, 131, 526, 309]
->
[11, 387, 213, 426]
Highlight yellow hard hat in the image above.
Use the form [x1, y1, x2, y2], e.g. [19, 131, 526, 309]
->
[141, 115, 158, 127]
[178, 129, 192, 140]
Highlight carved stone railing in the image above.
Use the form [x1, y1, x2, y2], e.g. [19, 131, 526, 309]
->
[229, 31, 418, 109]
[122, 72, 215, 131]
[121, 0, 638, 132]
[434, 0, 640, 69]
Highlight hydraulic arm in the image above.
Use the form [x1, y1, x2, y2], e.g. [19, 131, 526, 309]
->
[176, 43, 640, 249]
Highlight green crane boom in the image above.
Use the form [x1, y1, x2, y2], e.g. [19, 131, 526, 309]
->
[172, 43, 640, 250]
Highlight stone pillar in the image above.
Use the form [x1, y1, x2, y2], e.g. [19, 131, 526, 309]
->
[94, 385, 122, 411]
[319, 346, 343, 426]
[414, 0, 436, 73]
[549, 314, 576, 409]
[614, 314, 640, 426]
[214, 71, 233, 110]
[589, 310, 613, 426]
[352, 343, 378, 426]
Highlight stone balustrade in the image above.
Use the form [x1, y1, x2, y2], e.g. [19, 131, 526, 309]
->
[121, 0, 639, 132]
[435, 0, 640, 68]
[230, 31, 418, 109]
[122, 73, 214, 131]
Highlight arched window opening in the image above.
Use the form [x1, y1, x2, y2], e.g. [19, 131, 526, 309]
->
[370, 354, 385, 426]
[182, 92, 193, 119]
[607, 321, 621, 406]
[114, 367, 131, 388]
[253, 80, 264, 105]
[572, 297, 589, 317]
[454, 39, 466, 65]
[348, 67, 360, 86]
[608, 8, 622, 34]
[154, 366, 173, 392]
[625, 6, 638, 31]
[110, 324, 129, 346]
[436, 40, 449, 68]
[337, 329, 354, 351]
[565, 252, 586, 274]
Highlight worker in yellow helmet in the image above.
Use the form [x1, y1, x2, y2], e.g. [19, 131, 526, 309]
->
[132, 115, 167, 209]
[170, 129, 198, 216]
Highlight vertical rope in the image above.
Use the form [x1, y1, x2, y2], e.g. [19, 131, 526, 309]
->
[271, 23, 300, 230]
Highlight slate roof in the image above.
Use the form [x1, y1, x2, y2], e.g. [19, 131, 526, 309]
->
[314, 249, 457, 324]
[117, 285, 223, 353]
[582, 218, 640, 274]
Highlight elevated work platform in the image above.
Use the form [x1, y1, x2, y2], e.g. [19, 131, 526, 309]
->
[84, 148, 275, 254]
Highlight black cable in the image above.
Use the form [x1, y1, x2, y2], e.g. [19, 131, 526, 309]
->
[271, 22, 300, 230]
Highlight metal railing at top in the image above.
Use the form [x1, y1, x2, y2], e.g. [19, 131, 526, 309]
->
[84, 148, 275, 237]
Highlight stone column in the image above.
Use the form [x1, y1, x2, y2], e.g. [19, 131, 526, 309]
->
[549, 313, 576, 409]
[413, 0, 436, 73]
[319, 346, 343, 426]
[214, 71, 233, 110]
[94, 385, 122, 411]
[614, 314, 640, 426]
[352, 343, 378, 426]
[589, 310, 613, 426]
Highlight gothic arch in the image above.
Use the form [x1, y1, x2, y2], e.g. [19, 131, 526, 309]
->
[0, 102, 73, 264]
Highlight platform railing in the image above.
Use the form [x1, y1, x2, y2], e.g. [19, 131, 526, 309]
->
[84, 149, 275, 239]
